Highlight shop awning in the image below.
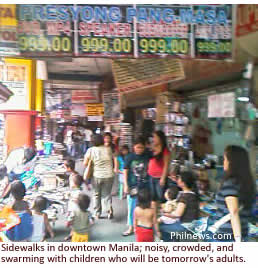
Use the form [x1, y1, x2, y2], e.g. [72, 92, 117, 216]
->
[0, 82, 13, 104]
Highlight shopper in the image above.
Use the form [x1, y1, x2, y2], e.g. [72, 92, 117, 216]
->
[208, 145, 256, 242]
[122, 137, 151, 236]
[115, 145, 130, 200]
[134, 188, 160, 242]
[104, 132, 115, 153]
[159, 171, 199, 242]
[30, 196, 54, 242]
[67, 193, 93, 242]
[84, 134, 114, 219]
[148, 131, 171, 212]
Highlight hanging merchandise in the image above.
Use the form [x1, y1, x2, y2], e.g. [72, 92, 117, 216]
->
[103, 92, 120, 124]
[119, 123, 133, 150]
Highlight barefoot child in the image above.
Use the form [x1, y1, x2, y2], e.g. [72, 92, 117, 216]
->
[134, 188, 160, 242]
[30, 196, 54, 242]
[67, 193, 93, 242]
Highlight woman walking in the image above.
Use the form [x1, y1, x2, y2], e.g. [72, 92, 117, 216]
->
[84, 134, 114, 219]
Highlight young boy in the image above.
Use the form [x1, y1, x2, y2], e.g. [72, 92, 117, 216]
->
[64, 159, 79, 189]
[122, 137, 151, 236]
[6, 181, 33, 241]
[67, 193, 93, 242]
[134, 188, 160, 242]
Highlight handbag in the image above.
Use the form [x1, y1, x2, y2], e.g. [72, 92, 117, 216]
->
[129, 186, 138, 197]
[83, 159, 93, 181]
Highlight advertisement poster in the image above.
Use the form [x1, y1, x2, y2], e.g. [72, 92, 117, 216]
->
[71, 90, 99, 104]
[17, 4, 234, 60]
[86, 103, 104, 121]
[0, 4, 19, 56]
[103, 92, 120, 123]
[208, 92, 235, 118]
[0, 62, 27, 110]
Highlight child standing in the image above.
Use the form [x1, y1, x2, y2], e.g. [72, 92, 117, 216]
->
[158, 186, 179, 224]
[64, 159, 79, 189]
[116, 145, 129, 200]
[67, 193, 93, 242]
[122, 137, 151, 236]
[134, 188, 160, 242]
[6, 181, 33, 241]
[30, 196, 54, 242]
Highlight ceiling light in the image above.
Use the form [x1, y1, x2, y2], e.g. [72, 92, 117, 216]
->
[237, 97, 249, 102]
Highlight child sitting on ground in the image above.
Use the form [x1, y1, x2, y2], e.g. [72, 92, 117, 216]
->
[30, 196, 54, 242]
[67, 193, 93, 242]
[134, 188, 160, 242]
[115, 145, 129, 200]
[6, 181, 33, 241]
[158, 186, 179, 224]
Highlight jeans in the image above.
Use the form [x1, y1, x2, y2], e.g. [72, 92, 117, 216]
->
[127, 195, 137, 227]
[160, 222, 194, 242]
[92, 177, 114, 217]
[149, 177, 165, 202]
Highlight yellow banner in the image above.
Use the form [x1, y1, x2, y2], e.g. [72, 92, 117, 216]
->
[86, 104, 104, 116]
[0, 4, 17, 27]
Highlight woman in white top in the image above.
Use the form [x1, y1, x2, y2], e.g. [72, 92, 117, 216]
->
[84, 134, 114, 220]
[30, 196, 54, 242]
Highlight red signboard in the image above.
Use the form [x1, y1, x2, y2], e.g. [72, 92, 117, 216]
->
[71, 90, 99, 104]
[236, 4, 258, 37]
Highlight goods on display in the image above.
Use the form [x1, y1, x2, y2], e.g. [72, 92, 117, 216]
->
[119, 123, 133, 150]
[86, 103, 104, 121]
[103, 92, 120, 124]
[16, 4, 234, 60]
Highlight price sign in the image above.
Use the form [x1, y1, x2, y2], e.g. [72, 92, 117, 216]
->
[17, 5, 74, 56]
[137, 5, 191, 58]
[77, 5, 134, 57]
[194, 5, 233, 60]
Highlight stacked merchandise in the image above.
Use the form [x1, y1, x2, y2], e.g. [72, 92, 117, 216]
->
[0, 114, 5, 164]
[119, 123, 133, 150]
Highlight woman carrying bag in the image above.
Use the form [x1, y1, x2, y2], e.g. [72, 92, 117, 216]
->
[83, 134, 114, 220]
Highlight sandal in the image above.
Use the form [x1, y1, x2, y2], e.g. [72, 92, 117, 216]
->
[122, 230, 134, 236]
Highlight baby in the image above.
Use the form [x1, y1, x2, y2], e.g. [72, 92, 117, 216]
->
[158, 186, 179, 224]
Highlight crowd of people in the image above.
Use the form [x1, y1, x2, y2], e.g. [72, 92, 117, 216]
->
[0, 130, 256, 243]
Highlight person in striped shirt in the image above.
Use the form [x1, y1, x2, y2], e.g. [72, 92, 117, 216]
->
[211, 145, 256, 242]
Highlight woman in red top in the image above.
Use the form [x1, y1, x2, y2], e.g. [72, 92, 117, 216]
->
[148, 131, 171, 212]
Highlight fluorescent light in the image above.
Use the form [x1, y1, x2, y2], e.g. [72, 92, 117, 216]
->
[237, 97, 249, 102]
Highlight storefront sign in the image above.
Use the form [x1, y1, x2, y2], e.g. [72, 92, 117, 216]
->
[112, 58, 184, 92]
[17, 4, 74, 56]
[236, 4, 258, 37]
[86, 103, 104, 116]
[103, 93, 120, 123]
[208, 92, 235, 118]
[17, 4, 234, 60]
[0, 62, 27, 110]
[72, 90, 99, 104]
[0, 4, 19, 56]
